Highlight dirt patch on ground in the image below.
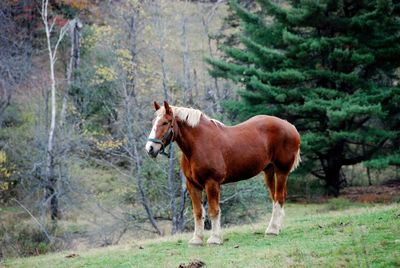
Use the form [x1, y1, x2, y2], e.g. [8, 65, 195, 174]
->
[341, 180, 400, 203]
[178, 259, 205, 268]
[288, 179, 400, 203]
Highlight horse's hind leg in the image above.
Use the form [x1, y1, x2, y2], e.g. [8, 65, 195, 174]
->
[263, 164, 275, 202]
[266, 170, 288, 235]
[263, 164, 279, 235]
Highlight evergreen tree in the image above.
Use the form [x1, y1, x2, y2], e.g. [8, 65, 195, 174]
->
[208, 0, 400, 195]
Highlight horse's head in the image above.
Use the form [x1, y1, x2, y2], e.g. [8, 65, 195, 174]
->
[145, 101, 175, 158]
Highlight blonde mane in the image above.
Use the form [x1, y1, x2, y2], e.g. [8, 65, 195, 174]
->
[156, 106, 222, 127]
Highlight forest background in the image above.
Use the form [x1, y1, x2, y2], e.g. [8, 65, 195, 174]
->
[0, 0, 399, 259]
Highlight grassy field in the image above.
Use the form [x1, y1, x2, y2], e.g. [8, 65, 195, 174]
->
[3, 201, 400, 268]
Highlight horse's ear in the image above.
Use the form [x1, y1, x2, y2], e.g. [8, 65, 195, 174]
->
[154, 101, 160, 111]
[164, 100, 172, 115]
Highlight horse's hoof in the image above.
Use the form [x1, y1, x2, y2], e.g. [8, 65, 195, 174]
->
[265, 231, 279, 236]
[265, 226, 280, 236]
[189, 236, 204, 246]
[207, 235, 223, 245]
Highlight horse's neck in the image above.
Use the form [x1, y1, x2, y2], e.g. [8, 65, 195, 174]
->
[175, 117, 205, 158]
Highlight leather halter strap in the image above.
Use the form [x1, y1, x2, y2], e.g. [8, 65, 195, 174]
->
[146, 118, 175, 157]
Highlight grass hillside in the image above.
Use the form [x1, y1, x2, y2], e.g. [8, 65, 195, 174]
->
[3, 201, 400, 268]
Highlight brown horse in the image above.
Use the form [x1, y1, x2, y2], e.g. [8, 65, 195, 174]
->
[145, 101, 301, 245]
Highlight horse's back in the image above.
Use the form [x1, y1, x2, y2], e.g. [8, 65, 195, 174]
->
[230, 115, 299, 144]
[236, 115, 295, 130]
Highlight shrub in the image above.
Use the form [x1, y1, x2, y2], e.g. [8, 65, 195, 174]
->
[0, 213, 66, 258]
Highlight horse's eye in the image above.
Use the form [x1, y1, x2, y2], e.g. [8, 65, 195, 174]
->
[162, 122, 168, 126]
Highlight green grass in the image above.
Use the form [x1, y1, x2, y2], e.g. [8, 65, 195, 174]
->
[3, 202, 400, 268]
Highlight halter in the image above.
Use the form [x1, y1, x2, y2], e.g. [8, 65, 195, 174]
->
[147, 117, 175, 157]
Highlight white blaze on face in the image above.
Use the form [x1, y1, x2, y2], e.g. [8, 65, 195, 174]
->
[145, 115, 162, 153]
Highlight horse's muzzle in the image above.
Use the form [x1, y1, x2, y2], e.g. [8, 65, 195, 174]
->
[148, 151, 158, 158]
[147, 145, 159, 158]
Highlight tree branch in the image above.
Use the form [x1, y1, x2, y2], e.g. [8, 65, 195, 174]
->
[12, 198, 53, 243]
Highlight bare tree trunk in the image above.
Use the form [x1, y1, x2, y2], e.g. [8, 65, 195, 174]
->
[362, 145, 373, 186]
[200, 3, 223, 112]
[0, 81, 11, 122]
[60, 18, 82, 127]
[43, 1, 57, 221]
[133, 140, 163, 235]
[177, 171, 187, 231]
[201, 15, 220, 101]
[180, 16, 192, 104]
[120, 83, 162, 235]
[152, 1, 182, 234]
[193, 68, 199, 99]
[160, 59, 179, 233]
[41, 0, 69, 220]
[152, 0, 170, 102]
[119, 6, 163, 235]
[168, 145, 178, 234]
[160, 49, 170, 101]
[366, 167, 372, 186]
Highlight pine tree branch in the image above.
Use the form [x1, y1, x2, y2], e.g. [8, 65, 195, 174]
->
[342, 139, 388, 165]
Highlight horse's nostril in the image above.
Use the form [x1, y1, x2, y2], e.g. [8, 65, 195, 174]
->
[149, 145, 154, 152]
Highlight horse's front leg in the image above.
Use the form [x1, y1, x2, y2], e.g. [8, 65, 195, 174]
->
[187, 181, 204, 246]
[205, 180, 222, 245]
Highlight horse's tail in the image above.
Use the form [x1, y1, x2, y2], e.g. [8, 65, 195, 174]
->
[290, 148, 301, 172]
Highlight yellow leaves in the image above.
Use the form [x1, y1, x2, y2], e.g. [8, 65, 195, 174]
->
[94, 138, 125, 151]
[116, 49, 135, 75]
[62, 0, 90, 10]
[0, 181, 9, 191]
[0, 167, 13, 178]
[92, 65, 117, 85]
[0, 151, 7, 164]
[93, 25, 114, 41]
[82, 25, 115, 49]
[0, 150, 16, 190]
[117, 49, 132, 62]
[82, 31, 95, 49]
[115, 186, 130, 197]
